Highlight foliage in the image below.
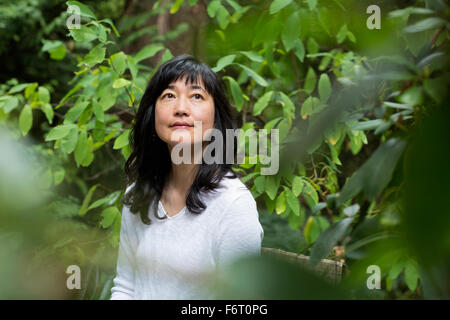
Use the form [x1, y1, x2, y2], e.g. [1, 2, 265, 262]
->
[0, 0, 449, 299]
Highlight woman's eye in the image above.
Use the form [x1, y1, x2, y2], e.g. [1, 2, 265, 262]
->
[193, 94, 204, 100]
[163, 93, 174, 99]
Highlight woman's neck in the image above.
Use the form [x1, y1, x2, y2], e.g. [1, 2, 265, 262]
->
[167, 163, 199, 195]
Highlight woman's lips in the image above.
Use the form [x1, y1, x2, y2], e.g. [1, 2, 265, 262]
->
[171, 125, 193, 129]
[170, 122, 194, 129]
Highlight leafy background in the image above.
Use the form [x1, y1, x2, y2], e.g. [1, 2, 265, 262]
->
[0, 0, 449, 299]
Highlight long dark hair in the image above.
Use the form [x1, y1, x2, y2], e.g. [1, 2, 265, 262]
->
[122, 54, 237, 224]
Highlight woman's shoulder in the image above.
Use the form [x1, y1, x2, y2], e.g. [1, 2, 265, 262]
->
[214, 172, 253, 202]
[198, 172, 257, 219]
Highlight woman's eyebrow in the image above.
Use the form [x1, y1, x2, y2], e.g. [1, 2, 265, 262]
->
[166, 84, 206, 92]
[188, 84, 206, 92]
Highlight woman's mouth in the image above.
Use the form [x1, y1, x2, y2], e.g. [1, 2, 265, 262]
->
[170, 122, 194, 129]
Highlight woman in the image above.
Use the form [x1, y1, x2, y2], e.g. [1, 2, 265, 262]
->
[110, 54, 264, 300]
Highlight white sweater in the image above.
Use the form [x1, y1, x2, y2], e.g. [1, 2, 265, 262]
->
[110, 175, 264, 300]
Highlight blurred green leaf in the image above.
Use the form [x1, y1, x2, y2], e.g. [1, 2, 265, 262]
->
[253, 91, 273, 115]
[18, 104, 32, 136]
[310, 217, 353, 266]
[67, 1, 97, 19]
[269, 0, 292, 14]
[338, 138, 406, 205]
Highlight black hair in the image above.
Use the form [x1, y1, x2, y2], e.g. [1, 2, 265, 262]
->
[122, 54, 237, 224]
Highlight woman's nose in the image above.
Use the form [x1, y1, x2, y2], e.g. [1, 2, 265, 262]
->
[174, 95, 190, 116]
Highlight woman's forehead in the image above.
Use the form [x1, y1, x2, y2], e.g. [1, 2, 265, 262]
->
[163, 75, 209, 95]
[167, 75, 205, 88]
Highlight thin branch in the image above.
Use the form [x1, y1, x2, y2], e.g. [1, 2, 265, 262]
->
[85, 162, 121, 181]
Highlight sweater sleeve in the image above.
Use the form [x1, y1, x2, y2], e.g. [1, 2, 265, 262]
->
[212, 191, 264, 273]
[110, 203, 137, 300]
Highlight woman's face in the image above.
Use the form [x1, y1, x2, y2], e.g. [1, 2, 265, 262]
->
[155, 76, 215, 149]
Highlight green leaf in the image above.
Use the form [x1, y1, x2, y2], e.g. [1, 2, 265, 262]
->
[275, 190, 287, 214]
[110, 51, 127, 76]
[121, 144, 132, 160]
[240, 51, 264, 63]
[8, 83, 30, 94]
[207, 0, 221, 18]
[328, 141, 342, 165]
[170, 0, 184, 14]
[42, 40, 66, 60]
[88, 198, 112, 211]
[349, 130, 363, 155]
[310, 217, 354, 266]
[127, 56, 138, 80]
[93, 100, 104, 122]
[265, 175, 280, 200]
[307, 37, 319, 54]
[347, 31, 356, 43]
[45, 124, 77, 141]
[69, 26, 97, 42]
[282, 11, 301, 51]
[83, 45, 106, 68]
[293, 39, 305, 62]
[307, 0, 317, 10]
[19, 104, 33, 136]
[404, 17, 446, 33]
[399, 87, 423, 106]
[278, 91, 295, 115]
[65, 101, 89, 122]
[288, 210, 302, 230]
[100, 18, 120, 37]
[134, 44, 165, 63]
[60, 127, 79, 154]
[265, 194, 276, 214]
[253, 91, 273, 116]
[216, 5, 230, 29]
[388, 259, 405, 280]
[383, 101, 413, 111]
[286, 188, 300, 216]
[269, 0, 292, 14]
[38, 87, 50, 103]
[224, 76, 244, 111]
[0, 96, 19, 113]
[254, 175, 265, 193]
[236, 63, 268, 87]
[24, 83, 38, 99]
[74, 129, 88, 167]
[113, 130, 130, 149]
[349, 119, 384, 131]
[67, 1, 97, 19]
[41, 103, 54, 124]
[292, 176, 303, 197]
[404, 260, 419, 291]
[112, 78, 131, 88]
[303, 67, 316, 94]
[53, 167, 65, 185]
[304, 216, 320, 243]
[79, 184, 99, 216]
[318, 73, 332, 102]
[336, 24, 348, 44]
[87, 191, 121, 212]
[300, 96, 321, 119]
[81, 136, 94, 166]
[302, 180, 318, 209]
[212, 54, 236, 72]
[101, 207, 120, 228]
[423, 76, 447, 103]
[338, 138, 406, 205]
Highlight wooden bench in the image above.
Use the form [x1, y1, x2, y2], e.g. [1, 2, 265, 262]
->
[261, 247, 348, 284]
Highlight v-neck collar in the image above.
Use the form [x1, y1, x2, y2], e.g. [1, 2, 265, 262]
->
[158, 200, 187, 220]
